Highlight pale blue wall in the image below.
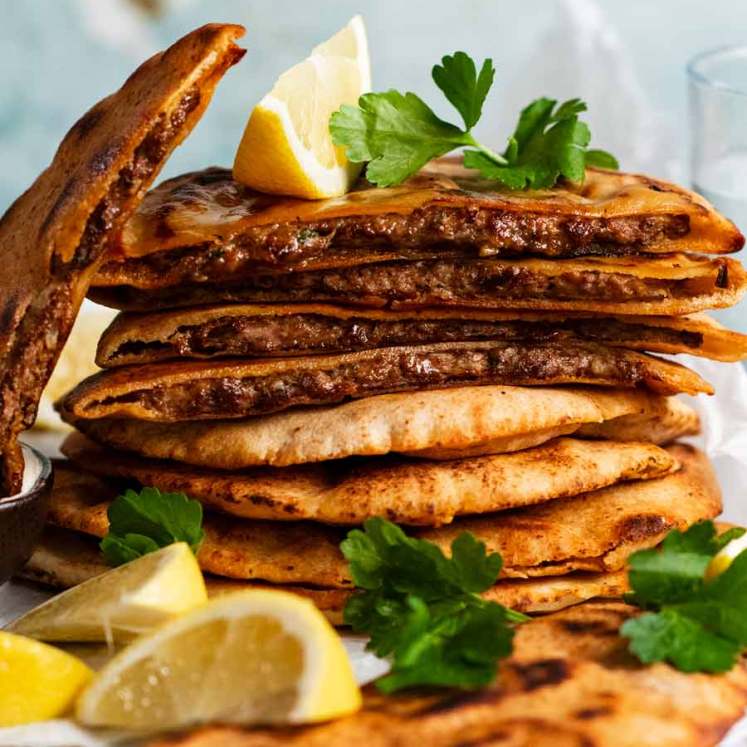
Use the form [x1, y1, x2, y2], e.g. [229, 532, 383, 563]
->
[2, 0, 745, 326]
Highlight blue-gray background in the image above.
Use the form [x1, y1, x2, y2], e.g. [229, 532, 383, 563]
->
[2, 0, 746, 328]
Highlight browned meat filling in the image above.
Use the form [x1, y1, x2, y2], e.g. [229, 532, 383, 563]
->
[108, 314, 703, 363]
[98, 343, 666, 420]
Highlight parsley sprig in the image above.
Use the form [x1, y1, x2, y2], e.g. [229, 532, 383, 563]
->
[330, 51, 618, 189]
[101, 487, 205, 566]
[622, 521, 747, 673]
[341, 517, 527, 693]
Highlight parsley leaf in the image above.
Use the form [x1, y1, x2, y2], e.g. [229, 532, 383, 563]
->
[330, 51, 618, 189]
[100, 487, 205, 567]
[432, 52, 495, 130]
[331, 92, 470, 187]
[341, 518, 526, 692]
[621, 520, 747, 673]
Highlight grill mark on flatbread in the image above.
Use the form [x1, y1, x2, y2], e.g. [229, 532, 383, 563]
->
[94, 305, 747, 367]
[18, 526, 631, 625]
[0, 24, 245, 494]
[59, 387, 683, 469]
[44, 445, 719, 588]
[147, 603, 747, 747]
[58, 343, 712, 426]
[60, 433, 677, 526]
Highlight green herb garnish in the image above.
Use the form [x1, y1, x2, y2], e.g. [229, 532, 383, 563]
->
[330, 51, 618, 189]
[622, 520, 747, 673]
[100, 487, 205, 566]
[341, 517, 527, 693]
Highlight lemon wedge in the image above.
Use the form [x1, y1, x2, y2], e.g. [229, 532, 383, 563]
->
[233, 15, 370, 199]
[0, 632, 92, 726]
[76, 589, 361, 729]
[705, 532, 747, 580]
[9, 543, 206, 643]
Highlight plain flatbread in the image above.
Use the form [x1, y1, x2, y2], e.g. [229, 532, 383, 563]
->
[61, 386, 685, 468]
[95, 305, 747, 368]
[45, 445, 720, 588]
[0, 24, 245, 494]
[148, 603, 747, 747]
[578, 396, 700, 444]
[18, 526, 629, 625]
[61, 432, 677, 526]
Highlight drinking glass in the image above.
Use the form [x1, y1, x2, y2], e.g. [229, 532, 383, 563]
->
[688, 46, 747, 332]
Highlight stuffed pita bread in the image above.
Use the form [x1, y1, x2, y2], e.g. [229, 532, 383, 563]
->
[95, 304, 747, 367]
[45, 445, 720, 588]
[61, 433, 677, 526]
[90, 252, 747, 315]
[95, 161, 743, 280]
[58, 386, 673, 468]
[58, 343, 711, 427]
[147, 603, 747, 747]
[19, 526, 629, 624]
[0, 24, 245, 494]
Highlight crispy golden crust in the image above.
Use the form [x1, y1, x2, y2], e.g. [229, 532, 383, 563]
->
[19, 526, 629, 625]
[95, 305, 747, 368]
[45, 446, 720, 588]
[61, 433, 676, 526]
[0, 24, 245, 494]
[57, 387, 671, 468]
[148, 603, 747, 747]
[57, 342, 712, 426]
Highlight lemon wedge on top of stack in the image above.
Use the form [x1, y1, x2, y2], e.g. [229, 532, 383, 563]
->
[705, 531, 747, 580]
[76, 589, 361, 729]
[233, 15, 371, 199]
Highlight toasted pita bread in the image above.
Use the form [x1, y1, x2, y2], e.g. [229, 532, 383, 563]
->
[0, 25, 245, 494]
[18, 526, 629, 625]
[148, 603, 747, 747]
[90, 252, 747, 315]
[60, 433, 677, 526]
[578, 396, 701, 444]
[59, 386, 670, 468]
[45, 445, 719, 588]
[95, 304, 747, 367]
[96, 161, 742, 276]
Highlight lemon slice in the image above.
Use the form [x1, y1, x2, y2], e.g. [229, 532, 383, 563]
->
[233, 15, 370, 199]
[705, 532, 747, 580]
[9, 543, 206, 643]
[0, 632, 92, 726]
[76, 590, 361, 729]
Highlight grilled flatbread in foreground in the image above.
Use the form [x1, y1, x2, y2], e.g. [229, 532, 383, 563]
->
[97, 161, 743, 277]
[60, 386, 676, 467]
[91, 251, 747, 316]
[58, 343, 712, 426]
[96, 304, 747, 367]
[0, 25, 245, 494]
[61, 433, 677, 526]
[19, 526, 629, 623]
[148, 603, 747, 747]
[46, 445, 719, 588]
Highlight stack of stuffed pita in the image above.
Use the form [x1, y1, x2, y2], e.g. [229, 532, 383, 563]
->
[4, 20, 747, 746]
[22, 116, 746, 620]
